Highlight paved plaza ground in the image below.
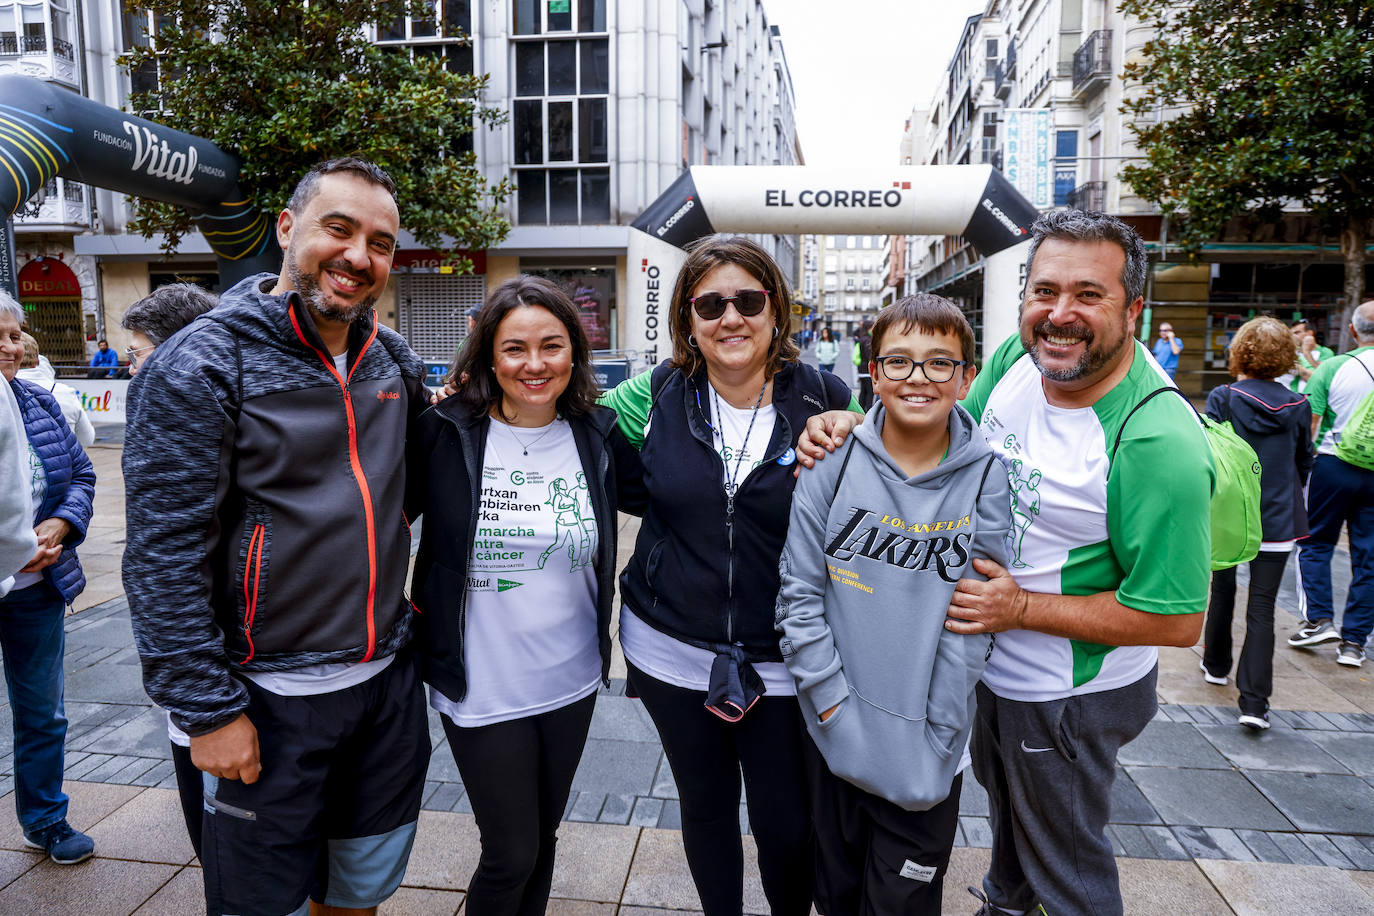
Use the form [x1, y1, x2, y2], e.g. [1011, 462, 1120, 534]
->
[7, 394, 1374, 913]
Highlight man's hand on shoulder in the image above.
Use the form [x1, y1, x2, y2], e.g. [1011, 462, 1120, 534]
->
[190, 713, 262, 784]
[945, 558, 1029, 634]
[793, 410, 862, 478]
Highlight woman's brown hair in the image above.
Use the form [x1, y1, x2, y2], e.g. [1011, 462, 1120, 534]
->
[450, 275, 600, 420]
[667, 236, 800, 378]
[1227, 316, 1296, 380]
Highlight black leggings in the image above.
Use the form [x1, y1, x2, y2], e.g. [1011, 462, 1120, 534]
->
[628, 663, 813, 916]
[1204, 550, 1288, 716]
[442, 692, 597, 916]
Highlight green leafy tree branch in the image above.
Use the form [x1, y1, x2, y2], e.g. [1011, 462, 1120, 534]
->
[120, 0, 509, 273]
[1120, 0, 1374, 341]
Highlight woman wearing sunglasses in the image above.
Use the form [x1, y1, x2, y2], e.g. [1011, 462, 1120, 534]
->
[601, 236, 860, 915]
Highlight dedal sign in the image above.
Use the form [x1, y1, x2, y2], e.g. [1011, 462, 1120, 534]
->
[17, 259, 81, 298]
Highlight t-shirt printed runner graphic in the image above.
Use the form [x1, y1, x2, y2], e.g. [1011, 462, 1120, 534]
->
[431, 418, 601, 728]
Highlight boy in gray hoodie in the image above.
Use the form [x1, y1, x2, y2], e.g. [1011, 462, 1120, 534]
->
[777, 294, 1012, 915]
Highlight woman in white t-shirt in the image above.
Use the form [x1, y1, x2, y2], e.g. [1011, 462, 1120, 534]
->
[410, 276, 645, 914]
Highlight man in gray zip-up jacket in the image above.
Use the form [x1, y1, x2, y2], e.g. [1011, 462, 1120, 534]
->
[123, 158, 432, 916]
[777, 295, 1011, 914]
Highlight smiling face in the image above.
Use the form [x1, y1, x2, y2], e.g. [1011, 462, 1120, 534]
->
[275, 171, 399, 327]
[872, 324, 974, 441]
[491, 304, 574, 427]
[688, 263, 774, 381]
[1019, 237, 1142, 397]
[0, 311, 22, 382]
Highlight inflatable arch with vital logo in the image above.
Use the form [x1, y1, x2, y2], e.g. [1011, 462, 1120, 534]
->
[0, 74, 279, 297]
[626, 166, 1039, 365]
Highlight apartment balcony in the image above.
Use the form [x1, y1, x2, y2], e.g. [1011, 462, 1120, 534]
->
[0, 27, 80, 88]
[1067, 180, 1107, 212]
[1072, 30, 1112, 97]
[994, 38, 1016, 99]
[13, 178, 91, 231]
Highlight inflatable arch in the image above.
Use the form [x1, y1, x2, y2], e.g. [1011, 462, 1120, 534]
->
[0, 74, 278, 296]
[626, 165, 1040, 365]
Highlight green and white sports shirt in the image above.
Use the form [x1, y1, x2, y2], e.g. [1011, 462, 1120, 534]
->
[1305, 346, 1374, 456]
[961, 334, 1214, 702]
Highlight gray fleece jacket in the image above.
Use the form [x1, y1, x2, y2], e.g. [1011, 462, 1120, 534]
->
[776, 401, 1012, 811]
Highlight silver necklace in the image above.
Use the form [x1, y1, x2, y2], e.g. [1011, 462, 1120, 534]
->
[709, 381, 768, 498]
[506, 417, 559, 456]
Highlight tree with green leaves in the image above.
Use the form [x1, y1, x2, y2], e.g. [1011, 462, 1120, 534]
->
[1120, 0, 1373, 342]
[121, 0, 509, 272]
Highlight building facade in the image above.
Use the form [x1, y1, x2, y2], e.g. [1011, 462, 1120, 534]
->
[4, 0, 801, 367]
[905, 0, 1368, 395]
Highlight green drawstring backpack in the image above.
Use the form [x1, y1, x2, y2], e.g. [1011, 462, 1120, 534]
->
[1334, 357, 1374, 470]
[1112, 386, 1262, 571]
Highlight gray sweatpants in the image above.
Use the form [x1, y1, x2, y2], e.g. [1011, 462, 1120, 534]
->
[971, 667, 1157, 916]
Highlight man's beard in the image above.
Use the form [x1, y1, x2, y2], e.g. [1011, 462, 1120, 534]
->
[1021, 315, 1131, 383]
[286, 253, 377, 326]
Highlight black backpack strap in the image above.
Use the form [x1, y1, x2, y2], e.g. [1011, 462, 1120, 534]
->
[1350, 354, 1374, 388]
[1111, 386, 1201, 460]
[646, 359, 677, 426]
[975, 453, 998, 499]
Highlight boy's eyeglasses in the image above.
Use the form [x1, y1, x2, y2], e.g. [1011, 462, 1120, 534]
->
[690, 289, 771, 320]
[875, 355, 967, 383]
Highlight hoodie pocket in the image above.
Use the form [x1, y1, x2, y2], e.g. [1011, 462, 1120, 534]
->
[643, 538, 666, 603]
[236, 502, 273, 663]
[925, 630, 992, 758]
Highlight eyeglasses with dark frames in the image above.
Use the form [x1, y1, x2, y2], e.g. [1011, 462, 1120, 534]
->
[874, 355, 967, 383]
[689, 289, 771, 321]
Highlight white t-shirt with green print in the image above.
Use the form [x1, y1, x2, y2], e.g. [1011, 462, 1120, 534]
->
[961, 335, 1214, 702]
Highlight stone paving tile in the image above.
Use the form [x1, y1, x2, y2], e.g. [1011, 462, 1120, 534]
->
[542, 899, 613, 916]
[78, 707, 174, 761]
[570, 738, 661, 796]
[548, 820, 638, 903]
[62, 655, 151, 705]
[587, 695, 658, 743]
[958, 774, 988, 817]
[1127, 766, 1293, 831]
[649, 755, 677, 800]
[1117, 721, 1230, 769]
[423, 783, 464, 813]
[1235, 828, 1289, 863]
[620, 828, 768, 913]
[104, 756, 162, 786]
[0, 848, 39, 888]
[1197, 859, 1374, 915]
[131, 866, 205, 914]
[1109, 769, 1161, 825]
[1332, 835, 1374, 871]
[1196, 723, 1350, 773]
[424, 743, 463, 783]
[1173, 825, 1233, 861]
[380, 885, 464, 915]
[1301, 833, 1355, 869]
[0, 858, 179, 913]
[86, 787, 195, 865]
[959, 816, 992, 848]
[1307, 730, 1374, 777]
[1247, 770, 1374, 835]
[630, 796, 663, 828]
[569, 791, 605, 822]
[83, 753, 148, 783]
[401, 810, 481, 891]
[1268, 831, 1324, 866]
[1108, 824, 1156, 859]
[598, 793, 633, 825]
[657, 800, 681, 830]
[1139, 825, 1190, 861]
[1116, 857, 1235, 915]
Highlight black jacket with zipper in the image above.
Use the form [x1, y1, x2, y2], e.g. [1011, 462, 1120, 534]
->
[408, 398, 646, 703]
[123, 273, 431, 736]
[618, 361, 853, 660]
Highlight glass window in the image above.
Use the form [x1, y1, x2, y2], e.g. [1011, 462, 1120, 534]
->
[579, 98, 606, 162]
[518, 171, 547, 222]
[516, 42, 543, 95]
[445, 42, 472, 74]
[1056, 129, 1078, 158]
[548, 0, 572, 31]
[377, 15, 405, 40]
[580, 38, 608, 93]
[547, 100, 574, 160]
[514, 100, 543, 164]
[581, 170, 610, 222]
[412, 9, 436, 37]
[443, 0, 471, 35]
[547, 40, 576, 93]
[514, 0, 540, 34]
[579, 0, 606, 31]
[549, 169, 579, 222]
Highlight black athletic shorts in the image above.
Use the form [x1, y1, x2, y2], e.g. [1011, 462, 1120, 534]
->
[199, 652, 430, 915]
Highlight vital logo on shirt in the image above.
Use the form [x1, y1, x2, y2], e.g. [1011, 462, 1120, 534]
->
[823, 507, 973, 584]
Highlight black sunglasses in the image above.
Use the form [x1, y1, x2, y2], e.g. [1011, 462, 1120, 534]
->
[690, 289, 771, 321]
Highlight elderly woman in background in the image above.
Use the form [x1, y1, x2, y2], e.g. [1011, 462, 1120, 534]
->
[0, 291, 97, 865]
[601, 236, 859, 915]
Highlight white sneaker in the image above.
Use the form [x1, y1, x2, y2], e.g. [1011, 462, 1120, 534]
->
[1200, 659, 1228, 685]
[1238, 712, 1270, 730]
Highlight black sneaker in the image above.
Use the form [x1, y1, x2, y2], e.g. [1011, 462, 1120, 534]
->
[23, 820, 94, 865]
[1337, 641, 1366, 668]
[1288, 619, 1340, 647]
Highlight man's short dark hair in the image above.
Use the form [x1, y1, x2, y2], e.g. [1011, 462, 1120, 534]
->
[1023, 209, 1148, 305]
[121, 283, 218, 344]
[288, 157, 398, 214]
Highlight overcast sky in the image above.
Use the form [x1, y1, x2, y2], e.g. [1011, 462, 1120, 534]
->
[764, 0, 989, 168]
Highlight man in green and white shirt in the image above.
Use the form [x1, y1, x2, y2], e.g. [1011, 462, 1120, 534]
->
[950, 210, 1213, 916]
[1289, 301, 1374, 668]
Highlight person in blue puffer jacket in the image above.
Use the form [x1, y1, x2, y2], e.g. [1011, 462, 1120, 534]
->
[0, 292, 96, 866]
